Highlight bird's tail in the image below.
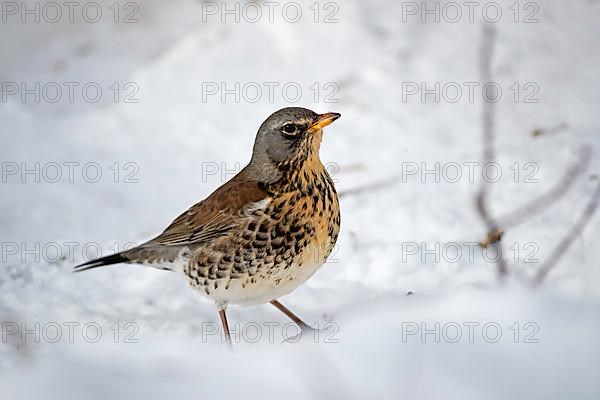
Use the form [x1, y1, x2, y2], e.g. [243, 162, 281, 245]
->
[73, 244, 185, 273]
[73, 252, 131, 273]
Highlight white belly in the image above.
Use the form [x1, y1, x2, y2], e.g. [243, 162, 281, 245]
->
[203, 258, 325, 306]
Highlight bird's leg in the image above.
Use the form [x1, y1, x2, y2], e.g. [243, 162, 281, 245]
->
[218, 308, 233, 349]
[270, 300, 314, 332]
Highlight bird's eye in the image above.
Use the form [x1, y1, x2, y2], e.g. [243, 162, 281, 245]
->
[282, 124, 297, 135]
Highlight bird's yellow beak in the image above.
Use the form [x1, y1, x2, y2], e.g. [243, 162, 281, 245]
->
[308, 112, 341, 132]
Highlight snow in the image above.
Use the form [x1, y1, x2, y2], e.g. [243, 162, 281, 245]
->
[1, 0, 600, 398]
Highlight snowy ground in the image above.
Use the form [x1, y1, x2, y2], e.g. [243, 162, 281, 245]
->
[1, 0, 600, 398]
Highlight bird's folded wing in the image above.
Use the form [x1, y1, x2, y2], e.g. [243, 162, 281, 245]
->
[150, 176, 270, 247]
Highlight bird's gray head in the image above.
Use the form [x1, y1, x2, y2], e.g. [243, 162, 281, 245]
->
[249, 107, 340, 180]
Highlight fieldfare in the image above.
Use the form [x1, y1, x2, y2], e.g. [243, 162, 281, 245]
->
[75, 107, 342, 347]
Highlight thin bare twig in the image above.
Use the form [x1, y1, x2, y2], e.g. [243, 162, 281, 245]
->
[533, 182, 600, 286]
[532, 122, 568, 138]
[475, 23, 508, 279]
[494, 146, 591, 229]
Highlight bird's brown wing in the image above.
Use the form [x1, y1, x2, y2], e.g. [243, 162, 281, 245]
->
[150, 173, 269, 247]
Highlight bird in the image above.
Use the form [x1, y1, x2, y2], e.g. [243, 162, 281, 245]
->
[74, 107, 341, 347]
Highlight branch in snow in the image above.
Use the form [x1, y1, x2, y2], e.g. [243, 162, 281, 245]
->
[475, 23, 508, 279]
[533, 181, 600, 286]
[494, 146, 591, 229]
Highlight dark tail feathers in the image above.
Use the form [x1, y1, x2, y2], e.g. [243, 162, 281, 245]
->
[73, 252, 129, 273]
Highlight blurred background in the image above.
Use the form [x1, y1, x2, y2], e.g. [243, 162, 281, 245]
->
[1, 0, 599, 398]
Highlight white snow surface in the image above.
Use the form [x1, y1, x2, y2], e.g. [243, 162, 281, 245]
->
[1, 0, 600, 399]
